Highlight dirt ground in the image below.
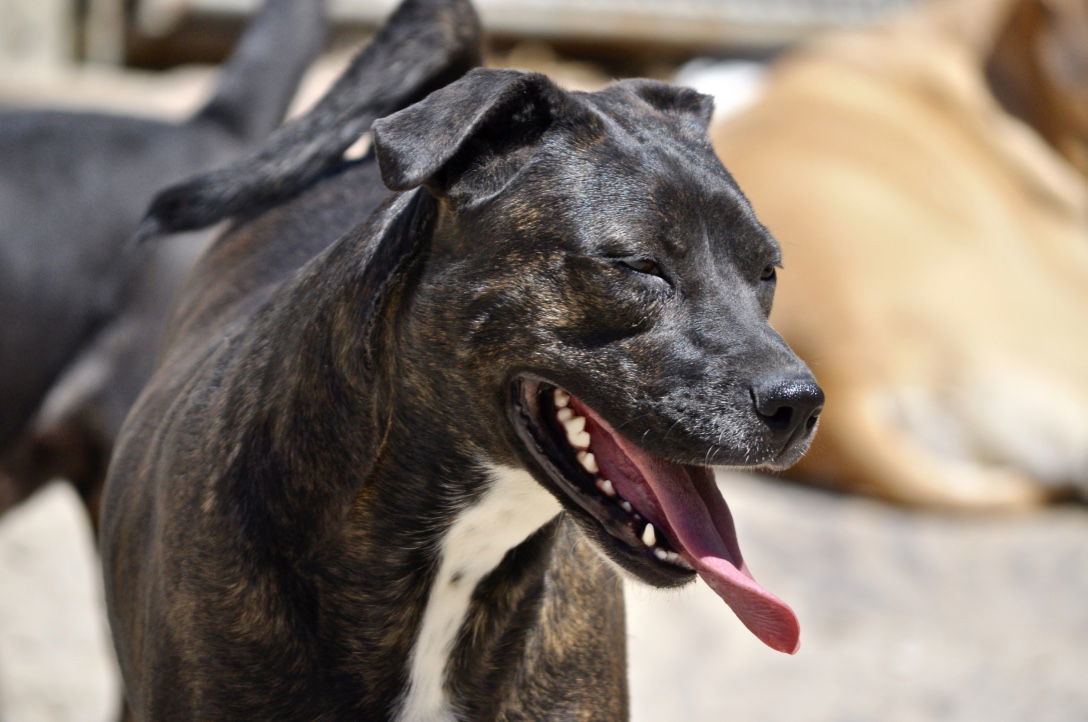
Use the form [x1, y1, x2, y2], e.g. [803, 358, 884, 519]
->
[1, 473, 1085, 722]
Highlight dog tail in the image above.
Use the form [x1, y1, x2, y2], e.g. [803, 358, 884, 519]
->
[191, 0, 326, 144]
[133, 0, 482, 244]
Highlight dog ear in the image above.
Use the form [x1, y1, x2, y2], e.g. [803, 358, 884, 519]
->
[350, 190, 437, 374]
[612, 78, 715, 135]
[372, 68, 565, 204]
[133, 0, 481, 243]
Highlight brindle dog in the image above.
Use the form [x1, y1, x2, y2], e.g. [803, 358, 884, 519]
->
[102, 0, 822, 719]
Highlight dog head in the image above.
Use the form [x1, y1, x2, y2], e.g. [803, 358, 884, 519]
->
[1034, 0, 1088, 175]
[372, 69, 822, 653]
[987, 0, 1088, 177]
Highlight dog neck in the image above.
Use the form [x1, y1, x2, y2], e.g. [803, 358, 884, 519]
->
[395, 464, 559, 721]
[201, 195, 628, 719]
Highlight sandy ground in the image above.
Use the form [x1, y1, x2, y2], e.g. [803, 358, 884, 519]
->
[1, 474, 1085, 721]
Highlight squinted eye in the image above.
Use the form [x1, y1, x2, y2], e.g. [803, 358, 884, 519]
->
[760, 265, 777, 282]
[620, 258, 664, 277]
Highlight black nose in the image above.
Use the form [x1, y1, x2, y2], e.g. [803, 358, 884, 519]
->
[750, 375, 824, 441]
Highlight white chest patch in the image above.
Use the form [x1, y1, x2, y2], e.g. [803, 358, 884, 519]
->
[395, 465, 561, 722]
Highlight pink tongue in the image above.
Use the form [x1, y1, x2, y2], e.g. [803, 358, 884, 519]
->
[577, 404, 800, 654]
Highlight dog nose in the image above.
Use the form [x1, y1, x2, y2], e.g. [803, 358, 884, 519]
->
[750, 375, 824, 440]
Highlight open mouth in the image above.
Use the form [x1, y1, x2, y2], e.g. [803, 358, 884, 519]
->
[509, 376, 800, 654]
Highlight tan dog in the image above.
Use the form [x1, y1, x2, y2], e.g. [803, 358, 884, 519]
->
[711, 0, 1088, 508]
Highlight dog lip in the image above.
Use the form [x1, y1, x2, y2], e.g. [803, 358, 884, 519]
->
[765, 418, 819, 470]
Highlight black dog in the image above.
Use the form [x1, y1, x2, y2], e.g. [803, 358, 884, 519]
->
[102, 0, 822, 718]
[0, 0, 324, 523]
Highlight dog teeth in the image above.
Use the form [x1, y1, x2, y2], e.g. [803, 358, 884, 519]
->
[542, 388, 681, 566]
[560, 413, 590, 449]
[641, 523, 656, 548]
[550, 397, 662, 546]
[652, 549, 691, 569]
[667, 551, 692, 569]
[577, 451, 598, 474]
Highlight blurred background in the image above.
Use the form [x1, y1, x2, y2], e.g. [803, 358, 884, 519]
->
[1, 0, 1085, 720]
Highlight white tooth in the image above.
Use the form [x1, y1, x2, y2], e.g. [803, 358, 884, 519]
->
[577, 451, 598, 474]
[554, 389, 570, 408]
[596, 479, 616, 496]
[567, 430, 590, 449]
[557, 407, 574, 422]
[642, 523, 656, 548]
[620, 500, 633, 513]
[563, 415, 586, 434]
[668, 552, 693, 570]
[654, 548, 668, 561]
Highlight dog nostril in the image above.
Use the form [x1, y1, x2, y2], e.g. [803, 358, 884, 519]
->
[751, 376, 823, 438]
[761, 405, 794, 431]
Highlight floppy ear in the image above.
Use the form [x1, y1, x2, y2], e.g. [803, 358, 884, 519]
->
[372, 68, 566, 204]
[614, 78, 715, 135]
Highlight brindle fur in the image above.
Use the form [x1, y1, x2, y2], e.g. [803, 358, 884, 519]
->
[103, 1, 816, 719]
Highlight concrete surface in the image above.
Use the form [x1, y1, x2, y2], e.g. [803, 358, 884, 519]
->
[0, 484, 118, 722]
[629, 472, 1088, 721]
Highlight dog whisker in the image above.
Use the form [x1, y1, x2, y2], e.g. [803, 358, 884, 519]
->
[612, 412, 652, 431]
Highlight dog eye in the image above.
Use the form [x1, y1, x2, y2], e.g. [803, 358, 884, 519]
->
[620, 258, 664, 277]
[760, 265, 777, 282]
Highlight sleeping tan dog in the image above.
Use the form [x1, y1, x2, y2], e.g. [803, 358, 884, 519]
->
[711, 0, 1088, 508]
